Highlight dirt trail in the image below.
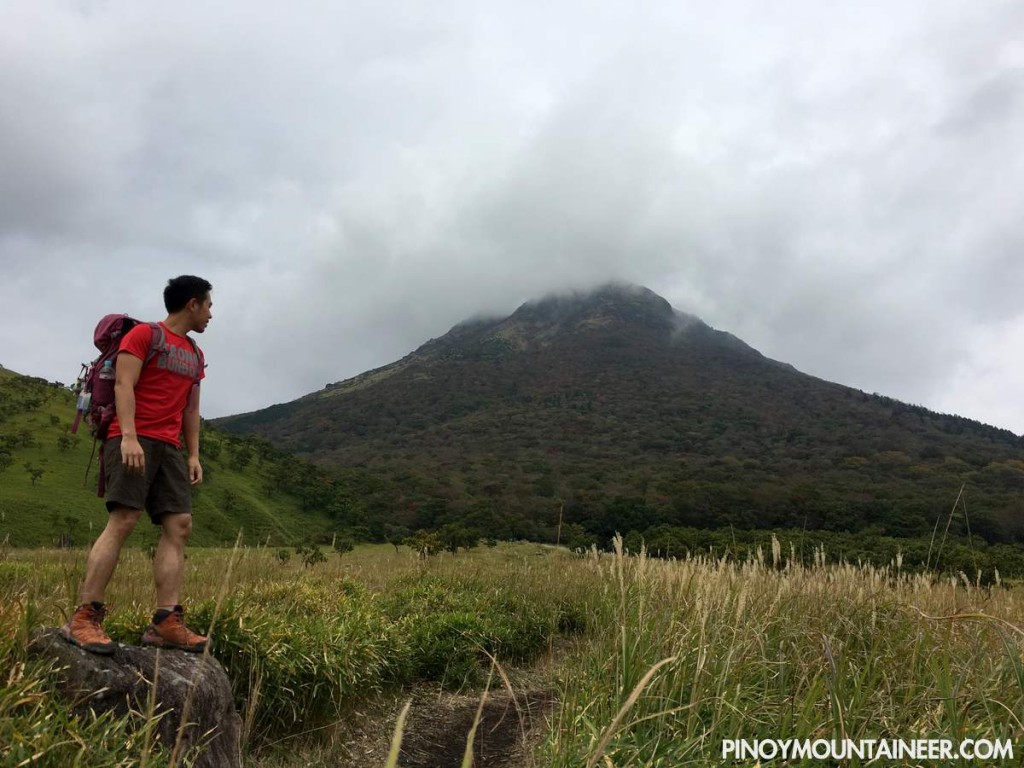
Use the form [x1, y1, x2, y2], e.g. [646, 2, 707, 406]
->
[396, 689, 556, 768]
[248, 686, 558, 767]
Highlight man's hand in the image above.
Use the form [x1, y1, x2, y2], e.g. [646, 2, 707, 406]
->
[121, 436, 145, 475]
[188, 456, 203, 486]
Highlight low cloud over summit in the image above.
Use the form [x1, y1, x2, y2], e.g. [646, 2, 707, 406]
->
[2, 0, 1023, 431]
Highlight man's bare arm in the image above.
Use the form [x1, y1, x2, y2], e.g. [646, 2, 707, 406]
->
[115, 352, 145, 473]
[183, 385, 202, 485]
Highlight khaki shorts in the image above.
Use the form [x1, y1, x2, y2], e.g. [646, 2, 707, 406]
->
[104, 436, 193, 523]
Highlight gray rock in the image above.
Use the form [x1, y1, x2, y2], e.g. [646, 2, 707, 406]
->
[28, 627, 242, 768]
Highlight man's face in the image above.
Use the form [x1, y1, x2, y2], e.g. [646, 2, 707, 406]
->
[190, 293, 213, 333]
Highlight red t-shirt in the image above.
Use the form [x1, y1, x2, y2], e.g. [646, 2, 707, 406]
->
[108, 322, 205, 446]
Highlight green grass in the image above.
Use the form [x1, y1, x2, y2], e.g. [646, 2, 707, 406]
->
[0, 542, 592, 765]
[540, 539, 1024, 766]
[5, 541, 1024, 766]
[0, 371, 333, 548]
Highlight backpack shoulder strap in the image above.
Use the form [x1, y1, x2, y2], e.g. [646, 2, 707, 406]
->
[141, 322, 204, 383]
[185, 335, 204, 383]
[143, 322, 166, 367]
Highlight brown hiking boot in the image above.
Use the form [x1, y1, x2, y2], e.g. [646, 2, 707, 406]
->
[141, 605, 208, 653]
[60, 602, 116, 655]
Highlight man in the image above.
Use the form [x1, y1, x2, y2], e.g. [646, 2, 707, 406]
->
[61, 275, 214, 654]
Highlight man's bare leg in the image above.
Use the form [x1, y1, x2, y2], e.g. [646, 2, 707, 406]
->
[144, 512, 207, 652]
[79, 506, 142, 604]
[63, 506, 141, 654]
[154, 512, 192, 607]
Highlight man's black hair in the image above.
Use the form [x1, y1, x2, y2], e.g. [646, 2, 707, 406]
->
[164, 275, 213, 313]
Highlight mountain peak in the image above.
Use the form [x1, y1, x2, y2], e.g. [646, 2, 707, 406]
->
[501, 282, 706, 340]
[512, 282, 672, 323]
[408, 283, 710, 364]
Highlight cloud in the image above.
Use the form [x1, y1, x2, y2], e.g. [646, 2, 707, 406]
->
[1, 0, 1022, 433]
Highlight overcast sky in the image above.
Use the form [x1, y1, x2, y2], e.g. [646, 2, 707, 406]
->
[2, 0, 1023, 433]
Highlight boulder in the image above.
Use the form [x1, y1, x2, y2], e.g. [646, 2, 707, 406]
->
[28, 628, 242, 768]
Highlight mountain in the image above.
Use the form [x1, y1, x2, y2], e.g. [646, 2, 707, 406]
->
[215, 284, 1024, 545]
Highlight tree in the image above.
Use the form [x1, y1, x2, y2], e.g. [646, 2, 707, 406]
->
[326, 491, 361, 527]
[24, 462, 45, 487]
[623, 530, 644, 555]
[296, 543, 326, 568]
[564, 523, 598, 552]
[384, 524, 411, 553]
[333, 536, 355, 558]
[203, 437, 222, 460]
[437, 523, 479, 554]
[245, 435, 278, 464]
[296, 474, 335, 513]
[406, 530, 441, 558]
[228, 444, 253, 470]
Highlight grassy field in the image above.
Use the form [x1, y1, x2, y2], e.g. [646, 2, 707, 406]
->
[541, 541, 1024, 766]
[3, 539, 1024, 766]
[0, 368, 336, 549]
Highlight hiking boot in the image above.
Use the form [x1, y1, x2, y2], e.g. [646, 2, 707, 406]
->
[141, 605, 208, 653]
[60, 601, 116, 655]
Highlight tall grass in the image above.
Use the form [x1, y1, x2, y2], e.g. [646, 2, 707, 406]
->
[5, 540, 1024, 766]
[540, 537, 1024, 766]
[0, 542, 591, 764]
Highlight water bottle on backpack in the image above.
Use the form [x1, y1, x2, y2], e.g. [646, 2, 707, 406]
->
[93, 360, 116, 412]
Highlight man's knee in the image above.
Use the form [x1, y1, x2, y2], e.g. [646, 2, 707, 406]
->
[161, 513, 193, 541]
[107, 506, 142, 537]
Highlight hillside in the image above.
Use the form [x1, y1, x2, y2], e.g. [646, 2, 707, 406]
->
[215, 284, 1024, 547]
[0, 367, 337, 547]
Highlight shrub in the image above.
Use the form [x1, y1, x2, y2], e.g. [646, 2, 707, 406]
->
[333, 536, 355, 557]
[295, 543, 326, 568]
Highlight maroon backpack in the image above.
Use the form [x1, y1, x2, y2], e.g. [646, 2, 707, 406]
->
[71, 315, 170, 440]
